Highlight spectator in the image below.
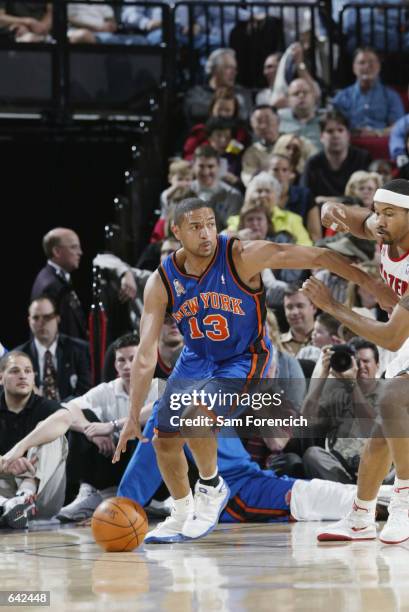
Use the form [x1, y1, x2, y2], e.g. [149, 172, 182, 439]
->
[31, 227, 87, 341]
[204, 117, 243, 186]
[184, 48, 252, 124]
[273, 133, 317, 180]
[332, 47, 404, 135]
[389, 112, 409, 169]
[191, 145, 243, 227]
[278, 78, 322, 150]
[15, 296, 91, 402]
[298, 312, 342, 362]
[159, 159, 193, 220]
[183, 87, 249, 161]
[227, 172, 313, 246]
[67, 1, 118, 44]
[313, 233, 376, 304]
[255, 53, 284, 107]
[369, 159, 393, 184]
[241, 106, 280, 186]
[0, 351, 72, 528]
[301, 110, 371, 202]
[344, 170, 383, 209]
[0, 1, 52, 42]
[302, 340, 382, 484]
[280, 285, 317, 356]
[268, 154, 321, 241]
[58, 334, 145, 521]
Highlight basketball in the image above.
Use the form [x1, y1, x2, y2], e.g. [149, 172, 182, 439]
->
[91, 497, 148, 552]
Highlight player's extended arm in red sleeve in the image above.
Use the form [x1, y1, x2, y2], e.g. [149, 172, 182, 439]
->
[113, 271, 168, 462]
[302, 277, 409, 351]
[234, 240, 397, 311]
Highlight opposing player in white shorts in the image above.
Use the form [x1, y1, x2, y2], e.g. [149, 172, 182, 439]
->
[302, 178, 409, 544]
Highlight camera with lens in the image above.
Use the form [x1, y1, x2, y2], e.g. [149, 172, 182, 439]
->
[329, 344, 356, 373]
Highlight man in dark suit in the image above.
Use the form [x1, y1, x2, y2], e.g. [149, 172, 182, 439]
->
[15, 296, 91, 402]
[31, 227, 87, 340]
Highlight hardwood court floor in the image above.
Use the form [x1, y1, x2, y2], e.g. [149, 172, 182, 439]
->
[1, 521, 408, 612]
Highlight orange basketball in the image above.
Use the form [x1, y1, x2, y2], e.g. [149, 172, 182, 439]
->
[91, 497, 148, 552]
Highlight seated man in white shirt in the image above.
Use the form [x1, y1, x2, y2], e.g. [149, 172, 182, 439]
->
[58, 333, 149, 521]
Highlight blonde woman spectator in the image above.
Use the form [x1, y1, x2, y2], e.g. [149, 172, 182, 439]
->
[227, 172, 313, 245]
[272, 133, 317, 179]
[344, 171, 383, 209]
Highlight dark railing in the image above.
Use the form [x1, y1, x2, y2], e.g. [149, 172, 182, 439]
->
[338, 3, 409, 86]
[173, 1, 326, 87]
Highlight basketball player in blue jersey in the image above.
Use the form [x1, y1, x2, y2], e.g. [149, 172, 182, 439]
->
[113, 197, 396, 544]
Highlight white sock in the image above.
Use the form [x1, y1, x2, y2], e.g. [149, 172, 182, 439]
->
[199, 467, 218, 481]
[394, 477, 409, 491]
[290, 479, 358, 521]
[173, 491, 194, 517]
[17, 483, 36, 496]
[354, 496, 376, 516]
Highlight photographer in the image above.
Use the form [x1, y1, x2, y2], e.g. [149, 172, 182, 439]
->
[301, 339, 382, 483]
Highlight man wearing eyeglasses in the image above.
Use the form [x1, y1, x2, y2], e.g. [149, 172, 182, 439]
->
[30, 227, 87, 340]
[14, 297, 91, 402]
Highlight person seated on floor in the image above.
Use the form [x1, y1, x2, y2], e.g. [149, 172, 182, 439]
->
[15, 296, 91, 402]
[116, 383, 392, 532]
[58, 334, 140, 521]
[0, 351, 72, 529]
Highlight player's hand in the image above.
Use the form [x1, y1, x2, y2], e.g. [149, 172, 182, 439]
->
[321, 201, 349, 232]
[1, 455, 37, 476]
[112, 416, 148, 463]
[368, 278, 398, 312]
[301, 277, 336, 311]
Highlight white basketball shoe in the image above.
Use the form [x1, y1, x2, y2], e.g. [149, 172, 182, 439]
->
[380, 485, 409, 545]
[182, 477, 230, 540]
[317, 500, 377, 542]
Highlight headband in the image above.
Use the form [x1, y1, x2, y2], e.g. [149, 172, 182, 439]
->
[374, 188, 409, 209]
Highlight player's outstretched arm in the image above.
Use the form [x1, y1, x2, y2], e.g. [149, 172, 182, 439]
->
[302, 277, 409, 351]
[321, 201, 377, 239]
[235, 240, 397, 311]
[113, 272, 168, 462]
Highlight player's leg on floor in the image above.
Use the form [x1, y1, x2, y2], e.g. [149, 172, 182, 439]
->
[182, 415, 230, 540]
[376, 376, 409, 544]
[316, 437, 391, 542]
[145, 433, 193, 544]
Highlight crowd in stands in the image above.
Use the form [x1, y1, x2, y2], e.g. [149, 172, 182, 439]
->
[2, 12, 409, 528]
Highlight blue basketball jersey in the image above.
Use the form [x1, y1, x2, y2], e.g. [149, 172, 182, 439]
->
[158, 234, 271, 369]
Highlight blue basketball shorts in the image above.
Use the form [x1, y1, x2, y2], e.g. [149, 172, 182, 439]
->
[154, 346, 271, 434]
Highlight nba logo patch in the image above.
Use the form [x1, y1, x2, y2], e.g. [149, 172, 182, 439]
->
[173, 279, 186, 296]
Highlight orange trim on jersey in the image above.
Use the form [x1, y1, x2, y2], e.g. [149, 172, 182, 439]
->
[234, 495, 289, 516]
[158, 264, 174, 308]
[226, 238, 263, 296]
[225, 506, 246, 522]
[386, 246, 409, 262]
[258, 339, 270, 378]
[172, 238, 219, 281]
